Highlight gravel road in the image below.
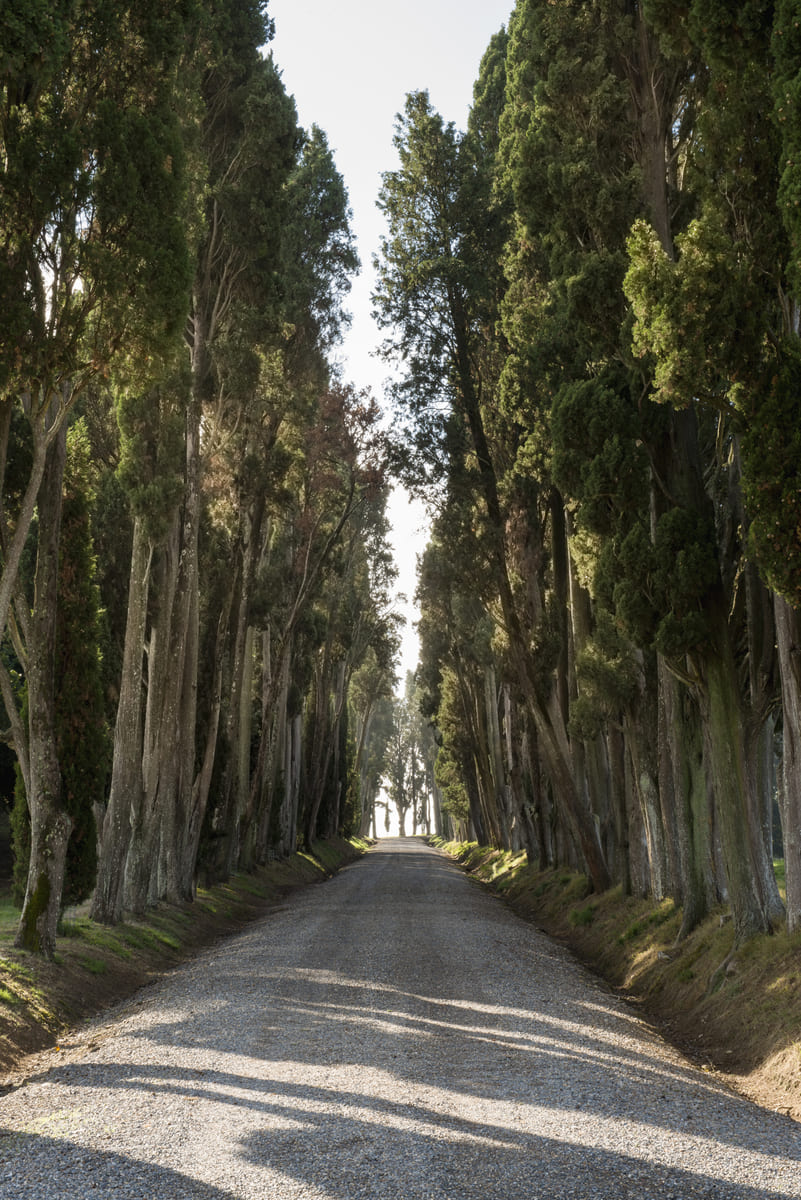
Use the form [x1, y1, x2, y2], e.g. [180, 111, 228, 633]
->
[1, 837, 799, 1199]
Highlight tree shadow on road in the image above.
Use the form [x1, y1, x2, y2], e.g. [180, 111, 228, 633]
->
[5, 840, 801, 1198]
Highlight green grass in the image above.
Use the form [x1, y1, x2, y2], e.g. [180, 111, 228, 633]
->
[79, 957, 107, 975]
[115, 925, 179, 952]
[57, 916, 133, 959]
[0, 898, 20, 935]
[230, 874, 271, 898]
[617, 900, 677, 944]
[0, 956, 32, 980]
[569, 903, 597, 927]
[0, 985, 20, 1005]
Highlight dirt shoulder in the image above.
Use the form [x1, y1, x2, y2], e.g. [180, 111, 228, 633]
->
[440, 840, 801, 1124]
[0, 836, 367, 1086]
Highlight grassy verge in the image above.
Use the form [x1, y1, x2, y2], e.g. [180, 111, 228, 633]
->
[0, 835, 370, 1078]
[435, 838, 801, 1122]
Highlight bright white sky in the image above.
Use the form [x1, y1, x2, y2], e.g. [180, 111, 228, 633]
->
[267, 0, 514, 682]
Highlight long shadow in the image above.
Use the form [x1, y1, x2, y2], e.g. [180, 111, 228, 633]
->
[5, 839, 801, 1197]
[1, 1070, 798, 1199]
[0, 1129, 241, 1199]
[103, 940, 791, 1156]
[40, 974, 801, 1160]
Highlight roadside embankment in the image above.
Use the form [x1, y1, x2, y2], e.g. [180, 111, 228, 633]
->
[0, 835, 369, 1079]
[437, 838, 801, 1122]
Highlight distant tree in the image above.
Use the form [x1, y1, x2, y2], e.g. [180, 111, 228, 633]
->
[383, 675, 431, 837]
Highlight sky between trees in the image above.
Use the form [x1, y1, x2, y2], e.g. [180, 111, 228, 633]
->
[267, 1, 516, 679]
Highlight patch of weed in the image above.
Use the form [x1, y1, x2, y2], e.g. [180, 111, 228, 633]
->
[618, 901, 676, 944]
[79, 957, 107, 975]
[570, 904, 596, 927]
[0, 957, 32, 980]
[231, 875, 270, 899]
[151, 929, 181, 950]
[774, 858, 786, 899]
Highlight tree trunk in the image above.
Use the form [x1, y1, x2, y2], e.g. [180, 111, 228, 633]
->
[208, 495, 264, 879]
[181, 577, 235, 894]
[0, 399, 53, 646]
[451, 294, 610, 891]
[125, 519, 180, 914]
[91, 517, 151, 924]
[697, 630, 772, 942]
[775, 594, 801, 932]
[566, 524, 619, 878]
[158, 389, 202, 904]
[278, 711, 303, 857]
[624, 651, 666, 899]
[661, 664, 714, 939]
[15, 424, 71, 958]
[503, 681, 530, 856]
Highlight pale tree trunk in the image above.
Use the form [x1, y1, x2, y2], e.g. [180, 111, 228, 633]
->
[355, 708, 375, 836]
[208, 496, 263, 879]
[697, 628, 774, 943]
[430, 773, 443, 838]
[502, 683, 529, 856]
[125, 519, 179, 913]
[452, 665, 496, 845]
[485, 665, 511, 846]
[451, 294, 610, 888]
[325, 660, 348, 840]
[303, 662, 331, 846]
[91, 517, 152, 923]
[157, 389, 202, 904]
[775, 594, 801, 932]
[181, 577, 235, 893]
[305, 659, 348, 845]
[567, 528, 619, 878]
[624, 651, 666, 899]
[278, 713, 303, 857]
[237, 628, 256, 845]
[126, 370, 202, 912]
[466, 770, 484, 843]
[520, 726, 549, 869]
[271, 648, 292, 857]
[661, 664, 714, 939]
[607, 723, 631, 894]
[15, 424, 71, 958]
[737, 451, 784, 926]
[513, 634, 611, 891]
[228, 623, 258, 873]
[0, 393, 63, 648]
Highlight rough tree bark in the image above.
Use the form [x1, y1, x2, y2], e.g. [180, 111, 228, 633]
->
[15, 424, 71, 958]
[91, 517, 152, 924]
[775, 595, 801, 932]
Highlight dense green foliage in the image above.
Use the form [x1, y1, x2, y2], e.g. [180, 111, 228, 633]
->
[0, 0, 398, 953]
[4, 0, 801, 956]
[377, 0, 801, 941]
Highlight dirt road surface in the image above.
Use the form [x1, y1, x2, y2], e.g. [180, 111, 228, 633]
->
[1, 838, 799, 1198]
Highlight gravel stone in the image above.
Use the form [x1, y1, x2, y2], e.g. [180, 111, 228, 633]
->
[1, 838, 799, 1198]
